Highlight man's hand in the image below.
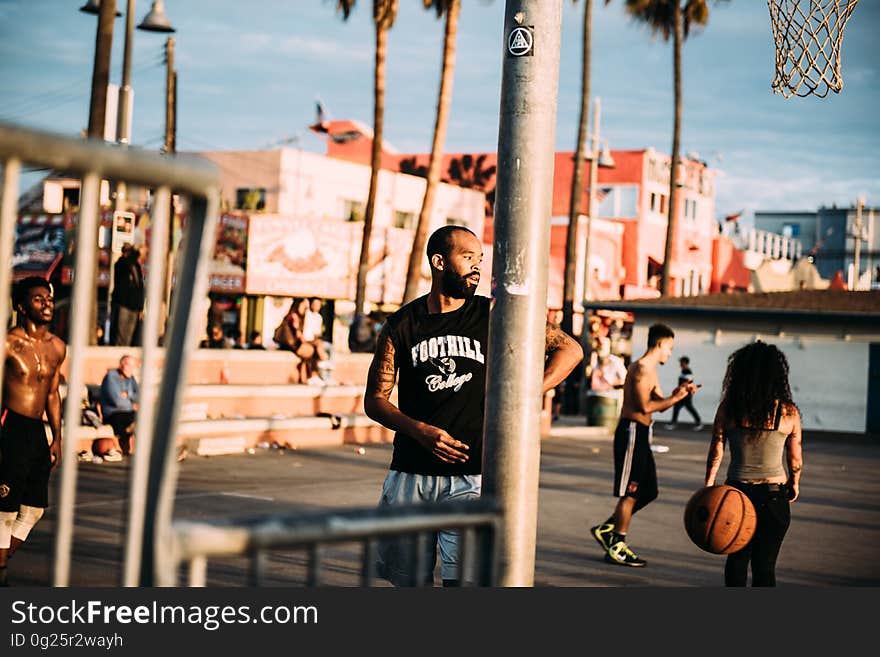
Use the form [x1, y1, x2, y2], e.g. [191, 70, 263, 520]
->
[49, 441, 62, 471]
[673, 382, 700, 399]
[414, 426, 469, 464]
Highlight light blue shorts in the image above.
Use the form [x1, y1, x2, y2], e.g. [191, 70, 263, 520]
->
[376, 470, 482, 586]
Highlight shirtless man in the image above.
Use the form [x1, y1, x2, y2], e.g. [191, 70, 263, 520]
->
[589, 323, 698, 567]
[0, 277, 67, 586]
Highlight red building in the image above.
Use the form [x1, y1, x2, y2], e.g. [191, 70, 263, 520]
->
[318, 120, 718, 303]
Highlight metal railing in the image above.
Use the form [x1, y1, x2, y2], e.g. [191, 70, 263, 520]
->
[0, 121, 221, 586]
[1, 122, 503, 588]
[169, 500, 502, 587]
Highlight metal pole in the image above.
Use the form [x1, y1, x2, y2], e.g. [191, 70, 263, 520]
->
[114, 0, 136, 211]
[583, 97, 601, 304]
[122, 186, 170, 586]
[483, 0, 563, 587]
[53, 173, 101, 586]
[578, 97, 600, 416]
[853, 197, 863, 290]
[143, 192, 219, 586]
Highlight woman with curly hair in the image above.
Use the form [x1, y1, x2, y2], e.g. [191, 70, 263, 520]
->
[704, 341, 804, 586]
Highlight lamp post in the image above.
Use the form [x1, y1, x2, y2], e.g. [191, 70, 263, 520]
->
[115, 1, 177, 208]
[852, 196, 865, 290]
[581, 96, 615, 305]
[579, 95, 614, 415]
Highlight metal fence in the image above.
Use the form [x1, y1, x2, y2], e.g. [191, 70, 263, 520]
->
[170, 499, 502, 587]
[0, 120, 221, 586]
[0, 121, 503, 587]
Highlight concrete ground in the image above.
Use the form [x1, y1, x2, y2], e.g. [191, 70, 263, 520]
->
[7, 418, 880, 587]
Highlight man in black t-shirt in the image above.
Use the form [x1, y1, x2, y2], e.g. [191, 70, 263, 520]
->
[364, 225, 583, 587]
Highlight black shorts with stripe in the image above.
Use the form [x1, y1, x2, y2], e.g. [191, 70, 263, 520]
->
[612, 418, 658, 504]
[0, 408, 51, 511]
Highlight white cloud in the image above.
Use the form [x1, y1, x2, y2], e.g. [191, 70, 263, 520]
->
[238, 32, 369, 63]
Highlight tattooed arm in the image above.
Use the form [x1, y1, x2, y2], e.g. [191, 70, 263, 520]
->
[704, 407, 727, 486]
[363, 326, 469, 464]
[785, 405, 803, 502]
[542, 322, 583, 394]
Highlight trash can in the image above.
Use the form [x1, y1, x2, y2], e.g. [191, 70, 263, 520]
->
[586, 391, 621, 429]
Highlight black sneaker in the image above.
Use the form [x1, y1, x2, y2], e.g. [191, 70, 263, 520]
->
[605, 540, 647, 567]
[590, 522, 615, 552]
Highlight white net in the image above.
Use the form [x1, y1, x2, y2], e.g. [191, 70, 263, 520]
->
[767, 0, 860, 98]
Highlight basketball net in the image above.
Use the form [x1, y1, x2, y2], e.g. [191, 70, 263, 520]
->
[767, 0, 860, 98]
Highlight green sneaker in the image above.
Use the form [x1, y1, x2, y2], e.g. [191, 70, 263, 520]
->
[605, 540, 647, 567]
[590, 522, 615, 552]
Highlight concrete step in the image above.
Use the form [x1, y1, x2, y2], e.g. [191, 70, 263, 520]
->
[70, 346, 375, 387]
[180, 383, 379, 419]
[178, 413, 394, 456]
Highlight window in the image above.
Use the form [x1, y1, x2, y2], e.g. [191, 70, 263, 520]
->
[782, 223, 801, 238]
[394, 210, 416, 230]
[235, 188, 266, 211]
[683, 198, 698, 223]
[343, 199, 365, 222]
[595, 184, 638, 218]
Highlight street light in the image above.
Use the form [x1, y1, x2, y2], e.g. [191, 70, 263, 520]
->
[109, 1, 175, 211]
[581, 96, 614, 305]
[579, 96, 614, 416]
[79, 0, 121, 16]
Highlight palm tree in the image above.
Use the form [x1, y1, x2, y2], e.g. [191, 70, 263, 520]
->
[446, 153, 497, 217]
[622, 0, 723, 295]
[336, 0, 399, 321]
[402, 0, 461, 305]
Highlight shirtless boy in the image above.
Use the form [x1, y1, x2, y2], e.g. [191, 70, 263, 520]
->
[589, 323, 698, 567]
[0, 277, 66, 586]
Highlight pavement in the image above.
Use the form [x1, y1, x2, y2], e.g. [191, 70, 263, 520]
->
[7, 416, 880, 587]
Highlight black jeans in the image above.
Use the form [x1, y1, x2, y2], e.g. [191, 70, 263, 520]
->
[672, 395, 700, 423]
[724, 481, 791, 587]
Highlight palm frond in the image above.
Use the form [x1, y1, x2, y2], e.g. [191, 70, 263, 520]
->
[336, 0, 356, 20]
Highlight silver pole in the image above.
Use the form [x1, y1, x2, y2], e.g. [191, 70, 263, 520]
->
[143, 191, 219, 586]
[114, 0, 136, 210]
[583, 97, 601, 304]
[578, 98, 601, 414]
[0, 158, 21, 409]
[52, 172, 101, 586]
[122, 186, 170, 586]
[853, 197, 863, 290]
[483, 0, 563, 587]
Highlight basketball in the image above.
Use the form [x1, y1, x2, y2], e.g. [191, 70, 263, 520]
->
[684, 485, 757, 554]
[92, 437, 118, 455]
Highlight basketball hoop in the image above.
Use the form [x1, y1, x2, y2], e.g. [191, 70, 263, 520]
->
[767, 0, 860, 98]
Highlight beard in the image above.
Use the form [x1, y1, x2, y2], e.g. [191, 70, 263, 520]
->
[441, 268, 478, 299]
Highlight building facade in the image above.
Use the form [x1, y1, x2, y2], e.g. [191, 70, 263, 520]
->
[755, 205, 880, 287]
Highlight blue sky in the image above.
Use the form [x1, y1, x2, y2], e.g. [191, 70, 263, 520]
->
[1, 0, 878, 223]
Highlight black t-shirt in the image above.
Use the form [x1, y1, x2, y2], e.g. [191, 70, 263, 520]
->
[678, 367, 694, 386]
[385, 294, 490, 476]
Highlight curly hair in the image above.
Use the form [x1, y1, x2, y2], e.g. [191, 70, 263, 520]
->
[719, 341, 796, 439]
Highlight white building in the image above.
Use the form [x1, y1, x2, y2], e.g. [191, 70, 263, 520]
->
[588, 290, 880, 435]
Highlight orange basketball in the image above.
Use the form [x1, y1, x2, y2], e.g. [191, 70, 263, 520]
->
[92, 437, 118, 455]
[684, 485, 756, 554]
